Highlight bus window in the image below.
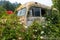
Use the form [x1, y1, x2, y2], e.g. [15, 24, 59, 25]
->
[32, 7, 41, 17]
[29, 7, 41, 17]
[17, 8, 26, 16]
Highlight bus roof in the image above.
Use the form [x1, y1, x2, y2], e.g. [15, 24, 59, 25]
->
[17, 2, 51, 11]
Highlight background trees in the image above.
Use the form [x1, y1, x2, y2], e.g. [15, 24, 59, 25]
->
[2, 1, 21, 12]
[0, 0, 21, 12]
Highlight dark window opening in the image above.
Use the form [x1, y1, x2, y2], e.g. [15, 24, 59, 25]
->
[27, 11, 30, 17]
[41, 9, 46, 16]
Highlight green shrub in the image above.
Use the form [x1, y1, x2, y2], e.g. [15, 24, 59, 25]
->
[0, 14, 26, 40]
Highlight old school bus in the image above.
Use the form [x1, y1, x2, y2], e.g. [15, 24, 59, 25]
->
[17, 2, 51, 26]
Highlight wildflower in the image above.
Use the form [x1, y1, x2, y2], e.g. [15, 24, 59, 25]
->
[13, 27, 16, 29]
[12, 39, 16, 40]
[41, 31, 44, 34]
[42, 26, 45, 28]
[50, 26, 52, 27]
[33, 35, 36, 38]
[33, 29, 37, 32]
[24, 26, 28, 28]
[51, 18, 53, 19]
[45, 23, 48, 26]
[18, 37, 22, 40]
[48, 18, 50, 20]
[35, 30, 37, 32]
[40, 36, 44, 39]
[48, 21, 50, 23]
[20, 22, 22, 24]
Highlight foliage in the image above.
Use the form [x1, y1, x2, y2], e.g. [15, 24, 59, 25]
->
[2, 1, 21, 12]
[2, 1, 15, 12]
[23, 22, 42, 40]
[0, 14, 26, 40]
[52, 0, 60, 12]
[52, 0, 60, 26]
[0, 6, 6, 18]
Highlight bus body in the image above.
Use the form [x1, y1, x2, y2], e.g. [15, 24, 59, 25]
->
[17, 2, 51, 26]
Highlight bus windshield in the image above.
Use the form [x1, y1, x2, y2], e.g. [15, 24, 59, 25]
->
[17, 8, 26, 16]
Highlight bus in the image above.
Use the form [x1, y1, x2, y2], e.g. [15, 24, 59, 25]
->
[17, 2, 51, 26]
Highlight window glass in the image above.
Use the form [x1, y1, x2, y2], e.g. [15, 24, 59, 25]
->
[32, 7, 40, 17]
[33, 8, 40, 16]
[17, 8, 26, 16]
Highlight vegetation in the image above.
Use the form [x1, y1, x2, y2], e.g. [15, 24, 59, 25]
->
[52, 0, 60, 13]
[0, 11, 25, 40]
[52, 0, 60, 27]
[0, 6, 7, 18]
[0, 1, 21, 12]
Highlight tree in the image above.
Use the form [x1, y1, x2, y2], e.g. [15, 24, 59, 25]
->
[52, 0, 60, 26]
[2, 1, 21, 12]
[3, 1, 15, 12]
[52, 0, 60, 13]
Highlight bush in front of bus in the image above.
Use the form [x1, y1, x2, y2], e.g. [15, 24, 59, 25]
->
[23, 16, 60, 40]
[0, 14, 26, 40]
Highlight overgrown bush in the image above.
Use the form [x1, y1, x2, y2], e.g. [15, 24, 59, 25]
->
[0, 13, 26, 40]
